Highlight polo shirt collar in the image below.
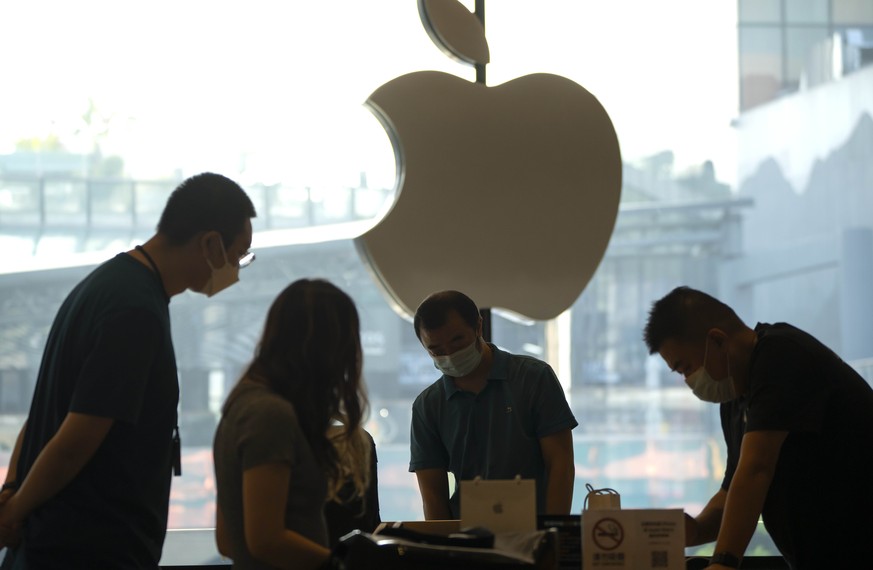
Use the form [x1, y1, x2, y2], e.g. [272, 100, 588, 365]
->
[440, 343, 509, 400]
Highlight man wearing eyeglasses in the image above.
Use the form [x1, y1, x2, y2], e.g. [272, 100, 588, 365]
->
[0, 172, 256, 569]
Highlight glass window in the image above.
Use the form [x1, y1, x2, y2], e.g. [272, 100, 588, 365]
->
[833, 0, 873, 24]
[3, 0, 872, 566]
[739, 0, 782, 23]
[786, 0, 829, 24]
[839, 25, 873, 71]
[786, 26, 832, 85]
[739, 26, 784, 109]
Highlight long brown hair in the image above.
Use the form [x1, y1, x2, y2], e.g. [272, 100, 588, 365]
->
[245, 278, 369, 492]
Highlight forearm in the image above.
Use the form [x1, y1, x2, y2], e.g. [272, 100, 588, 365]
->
[7, 439, 92, 521]
[415, 469, 453, 520]
[250, 530, 329, 570]
[4, 413, 111, 523]
[241, 462, 331, 569]
[0, 422, 26, 548]
[540, 429, 575, 515]
[688, 511, 723, 546]
[711, 429, 787, 561]
[4, 421, 27, 485]
[712, 466, 771, 559]
[544, 457, 575, 514]
[687, 489, 726, 546]
[215, 506, 233, 559]
[421, 491, 452, 520]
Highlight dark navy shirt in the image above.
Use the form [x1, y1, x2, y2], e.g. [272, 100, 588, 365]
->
[720, 323, 873, 569]
[410, 344, 578, 517]
[17, 253, 179, 569]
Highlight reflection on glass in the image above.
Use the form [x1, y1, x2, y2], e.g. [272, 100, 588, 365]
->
[786, 26, 831, 85]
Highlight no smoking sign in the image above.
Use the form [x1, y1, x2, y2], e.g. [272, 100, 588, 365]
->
[583, 509, 685, 569]
[592, 517, 624, 550]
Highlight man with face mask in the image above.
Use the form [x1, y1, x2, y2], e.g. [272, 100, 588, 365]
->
[409, 290, 578, 520]
[0, 172, 256, 569]
[643, 286, 873, 569]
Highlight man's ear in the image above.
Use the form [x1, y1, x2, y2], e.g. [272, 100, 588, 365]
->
[708, 328, 728, 348]
[200, 230, 223, 263]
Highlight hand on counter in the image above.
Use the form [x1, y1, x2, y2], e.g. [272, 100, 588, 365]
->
[0, 488, 22, 549]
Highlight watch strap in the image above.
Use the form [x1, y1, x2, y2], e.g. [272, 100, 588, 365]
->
[709, 551, 741, 568]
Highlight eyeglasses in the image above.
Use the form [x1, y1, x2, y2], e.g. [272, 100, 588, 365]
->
[238, 251, 256, 268]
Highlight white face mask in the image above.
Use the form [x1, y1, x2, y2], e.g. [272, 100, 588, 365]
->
[197, 240, 239, 297]
[686, 338, 736, 403]
[432, 338, 483, 377]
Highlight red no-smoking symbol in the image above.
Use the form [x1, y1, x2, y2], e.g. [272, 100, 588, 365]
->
[592, 517, 624, 550]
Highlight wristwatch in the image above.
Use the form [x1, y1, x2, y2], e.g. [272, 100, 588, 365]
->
[709, 551, 741, 568]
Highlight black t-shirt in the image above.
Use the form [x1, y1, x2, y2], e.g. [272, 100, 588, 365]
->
[17, 253, 179, 569]
[720, 323, 873, 569]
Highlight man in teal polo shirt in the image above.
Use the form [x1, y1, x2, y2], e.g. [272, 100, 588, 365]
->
[409, 290, 578, 520]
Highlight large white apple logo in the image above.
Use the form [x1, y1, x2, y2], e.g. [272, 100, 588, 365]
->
[357, 0, 622, 320]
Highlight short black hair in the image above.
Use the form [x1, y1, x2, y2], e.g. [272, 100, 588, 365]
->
[157, 172, 257, 247]
[643, 286, 743, 354]
[413, 290, 481, 339]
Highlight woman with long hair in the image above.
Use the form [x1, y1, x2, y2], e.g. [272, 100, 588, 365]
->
[213, 278, 370, 569]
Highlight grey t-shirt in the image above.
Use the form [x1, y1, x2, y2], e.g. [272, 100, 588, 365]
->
[213, 380, 328, 568]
